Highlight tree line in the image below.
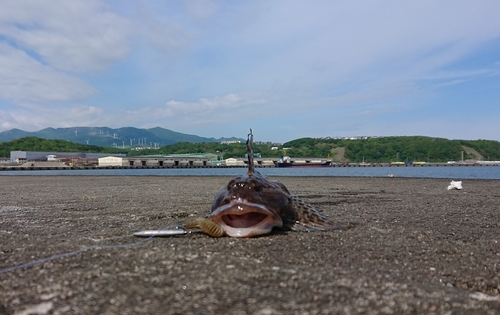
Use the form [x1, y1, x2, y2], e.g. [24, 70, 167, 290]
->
[283, 136, 500, 162]
[0, 137, 126, 157]
[2, 136, 500, 162]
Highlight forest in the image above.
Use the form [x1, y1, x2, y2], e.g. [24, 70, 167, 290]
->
[282, 136, 500, 162]
[2, 136, 500, 163]
[0, 137, 126, 158]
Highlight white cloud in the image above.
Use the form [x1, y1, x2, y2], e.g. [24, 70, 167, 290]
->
[158, 93, 265, 125]
[184, 0, 218, 20]
[133, 4, 191, 54]
[0, 0, 131, 72]
[217, 1, 500, 86]
[0, 43, 96, 107]
[421, 65, 500, 82]
[0, 0, 195, 115]
[119, 93, 272, 129]
[164, 94, 242, 115]
[0, 104, 104, 131]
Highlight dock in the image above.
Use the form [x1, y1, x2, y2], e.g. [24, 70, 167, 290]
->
[1, 158, 499, 171]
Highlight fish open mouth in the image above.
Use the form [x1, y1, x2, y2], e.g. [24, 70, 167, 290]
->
[209, 199, 283, 237]
[222, 212, 269, 228]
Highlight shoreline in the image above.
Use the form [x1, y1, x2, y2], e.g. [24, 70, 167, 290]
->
[2, 161, 500, 171]
[1, 176, 499, 314]
[1, 165, 500, 181]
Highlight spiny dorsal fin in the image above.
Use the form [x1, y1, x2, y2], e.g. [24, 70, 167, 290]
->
[247, 129, 255, 175]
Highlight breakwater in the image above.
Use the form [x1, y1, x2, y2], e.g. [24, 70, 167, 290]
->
[1, 162, 499, 171]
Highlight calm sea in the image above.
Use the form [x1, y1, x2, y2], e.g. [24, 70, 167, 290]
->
[0, 166, 499, 179]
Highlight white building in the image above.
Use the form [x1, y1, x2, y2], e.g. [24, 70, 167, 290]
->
[224, 158, 246, 166]
[98, 156, 126, 167]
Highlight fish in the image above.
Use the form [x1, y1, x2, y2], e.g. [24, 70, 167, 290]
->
[183, 129, 341, 238]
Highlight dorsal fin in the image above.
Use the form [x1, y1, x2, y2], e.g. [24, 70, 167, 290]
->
[246, 129, 255, 175]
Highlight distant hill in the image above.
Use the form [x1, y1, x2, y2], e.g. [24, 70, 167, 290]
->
[0, 127, 243, 147]
[0, 136, 124, 157]
[283, 136, 500, 162]
[2, 133, 500, 161]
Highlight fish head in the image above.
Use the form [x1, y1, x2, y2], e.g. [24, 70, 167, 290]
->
[208, 171, 294, 238]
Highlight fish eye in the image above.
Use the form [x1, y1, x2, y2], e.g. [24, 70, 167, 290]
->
[227, 179, 236, 190]
[250, 179, 261, 191]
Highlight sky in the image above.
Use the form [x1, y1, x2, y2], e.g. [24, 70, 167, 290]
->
[0, 0, 499, 143]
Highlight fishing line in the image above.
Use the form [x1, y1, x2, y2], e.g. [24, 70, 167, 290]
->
[0, 224, 186, 275]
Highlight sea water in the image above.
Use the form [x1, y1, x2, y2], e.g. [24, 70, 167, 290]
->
[1, 166, 499, 179]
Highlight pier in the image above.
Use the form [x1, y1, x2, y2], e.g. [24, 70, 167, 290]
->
[1, 158, 499, 171]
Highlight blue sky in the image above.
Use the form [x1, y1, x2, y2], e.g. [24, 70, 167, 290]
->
[0, 0, 499, 143]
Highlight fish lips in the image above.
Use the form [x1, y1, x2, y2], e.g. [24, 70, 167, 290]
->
[209, 198, 283, 238]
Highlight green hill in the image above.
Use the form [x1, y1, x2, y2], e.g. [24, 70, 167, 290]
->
[0, 126, 243, 147]
[131, 136, 500, 162]
[2, 135, 500, 162]
[0, 137, 125, 157]
[282, 136, 500, 162]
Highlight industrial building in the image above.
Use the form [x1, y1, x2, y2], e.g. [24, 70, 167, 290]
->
[10, 151, 125, 164]
[98, 156, 127, 167]
[98, 153, 224, 167]
[5, 151, 277, 169]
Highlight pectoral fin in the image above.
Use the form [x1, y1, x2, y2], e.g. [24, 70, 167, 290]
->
[183, 217, 225, 237]
[289, 195, 342, 232]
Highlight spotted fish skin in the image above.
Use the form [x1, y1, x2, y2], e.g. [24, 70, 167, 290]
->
[187, 129, 340, 238]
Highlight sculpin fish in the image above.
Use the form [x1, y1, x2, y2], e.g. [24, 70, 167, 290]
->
[183, 129, 340, 238]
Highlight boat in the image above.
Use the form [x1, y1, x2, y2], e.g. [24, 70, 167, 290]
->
[275, 156, 332, 168]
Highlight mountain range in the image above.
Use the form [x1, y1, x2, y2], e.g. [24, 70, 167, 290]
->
[0, 127, 243, 148]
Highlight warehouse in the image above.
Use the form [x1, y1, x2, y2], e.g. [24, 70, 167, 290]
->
[10, 151, 125, 164]
[98, 156, 127, 167]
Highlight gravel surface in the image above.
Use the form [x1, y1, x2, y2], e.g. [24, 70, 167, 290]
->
[1, 175, 499, 314]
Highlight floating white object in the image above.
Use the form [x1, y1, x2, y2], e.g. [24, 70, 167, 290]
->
[447, 180, 463, 190]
